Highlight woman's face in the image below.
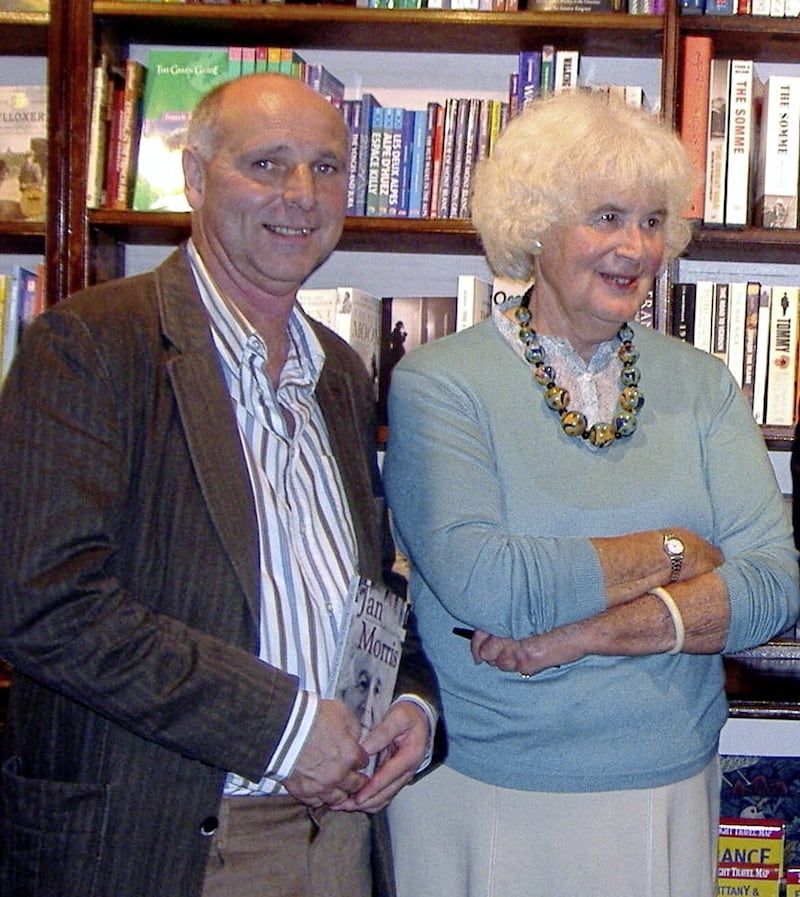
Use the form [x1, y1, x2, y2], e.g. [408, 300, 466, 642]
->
[533, 187, 667, 359]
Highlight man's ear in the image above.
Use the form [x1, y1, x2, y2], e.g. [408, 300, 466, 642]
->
[182, 146, 205, 210]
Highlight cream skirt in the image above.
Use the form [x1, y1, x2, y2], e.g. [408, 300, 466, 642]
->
[388, 759, 720, 897]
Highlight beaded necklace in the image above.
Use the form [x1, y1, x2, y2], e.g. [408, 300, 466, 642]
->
[515, 286, 644, 448]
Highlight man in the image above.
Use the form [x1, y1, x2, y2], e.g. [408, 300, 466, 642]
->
[0, 73, 439, 897]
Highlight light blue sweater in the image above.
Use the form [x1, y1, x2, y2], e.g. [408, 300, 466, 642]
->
[384, 318, 799, 793]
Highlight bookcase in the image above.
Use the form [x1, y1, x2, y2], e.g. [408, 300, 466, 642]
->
[3, 1, 800, 728]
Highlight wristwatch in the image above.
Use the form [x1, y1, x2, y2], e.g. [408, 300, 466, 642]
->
[662, 531, 685, 583]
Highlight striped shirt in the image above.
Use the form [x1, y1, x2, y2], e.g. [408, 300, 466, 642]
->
[187, 242, 358, 796]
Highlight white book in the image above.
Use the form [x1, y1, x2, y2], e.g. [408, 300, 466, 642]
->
[770, 0, 786, 14]
[724, 60, 758, 227]
[554, 50, 580, 93]
[693, 280, 715, 354]
[764, 285, 799, 426]
[752, 286, 772, 425]
[754, 75, 800, 229]
[726, 281, 747, 387]
[703, 58, 731, 226]
[297, 286, 381, 381]
[456, 275, 493, 332]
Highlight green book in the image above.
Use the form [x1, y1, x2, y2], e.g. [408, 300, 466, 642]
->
[131, 49, 232, 212]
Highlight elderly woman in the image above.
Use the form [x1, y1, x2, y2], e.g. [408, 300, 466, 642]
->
[383, 90, 799, 897]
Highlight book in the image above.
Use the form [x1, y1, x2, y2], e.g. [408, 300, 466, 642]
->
[703, 57, 731, 226]
[0, 84, 47, 222]
[427, 102, 446, 219]
[716, 864, 780, 896]
[717, 817, 785, 871]
[296, 286, 382, 384]
[540, 44, 556, 96]
[87, 59, 111, 209]
[741, 280, 762, 412]
[456, 274, 492, 332]
[724, 59, 758, 227]
[788, 868, 800, 897]
[436, 98, 459, 220]
[517, 50, 541, 113]
[352, 93, 381, 218]
[726, 280, 747, 387]
[1, 265, 34, 379]
[752, 285, 772, 424]
[670, 281, 696, 344]
[407, 108, 428, 219]
[377, 293, 458, 439]
[754, 75, 800, 229]
[132, 48, 232, 212]
[678, 35, 713, 220]
[325, 576, 411, 772]
[0, 273, 14, 382]
[712, 282, 730, 363]
[764, 285, 799, 426]
[365, 105, 386, 217]
[387, 107, 406, 217]
[109, 59, 146, 210]
[692, 279, 715, 354]
[554, 49, 580, 93]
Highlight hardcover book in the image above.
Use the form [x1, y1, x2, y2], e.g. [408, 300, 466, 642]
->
[724, 59, 759, 227]
[678, 35, 713, 220]
[456, 274, 492, 332]
[754, 75, 800, 229]
[703, 57, 731, 226]
[132, 48, 232, 212]
[325, 576, 411, 772]
[296, 286, 382, 386]
[0, 84, 47, 222]
[764, 285, 799, 426]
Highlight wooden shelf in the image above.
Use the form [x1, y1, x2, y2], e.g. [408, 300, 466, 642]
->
[686, 225, 800, 265]
[680, 13, 800, 63]
[0, 221, 46, 254]
[93, 3, 664, 57]
[725, 643, 800, 719]
[0, 11, 48, 54]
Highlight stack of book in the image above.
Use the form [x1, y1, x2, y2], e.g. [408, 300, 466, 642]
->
[671, 279, 799, 426]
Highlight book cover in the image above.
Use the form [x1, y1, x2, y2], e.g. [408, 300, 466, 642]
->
[764, 285, 799, 426]
[297, 286, 382, 385]
[377, 293, 457, 440]
[726, 281, 747, 387]
[456, 274, 492, 332]
[752, 285, 772, 424]
[87, 59, 111, 209]
[353, 93, 381, 218]
[1, 265, 34, 379]
[703, 57, 731, 226]
[0, 84, 47, 222]
[754, 75, 800, 229]
[110, 59, 146, 210]
[716, 863, 780, 896]
[712, 281, 730, 363]
[554, 49, 580, 93]
[678, 35, 713, 220]
[692, 279, 715, 354]
[741, 280, 762, 411]
[724, 59, 758, 227]
[325, 576, 411, 771]
[365, 104, 385, 217]
[670, 281, 696, 344]
[132, 48, 232, 212]
[788, 868, 800, 896]
[718, 817, 785, 870]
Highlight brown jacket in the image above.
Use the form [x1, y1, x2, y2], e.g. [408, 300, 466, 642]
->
[0, 246, 439, 897]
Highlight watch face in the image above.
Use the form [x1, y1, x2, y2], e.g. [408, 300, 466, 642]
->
[665, 537, 684, 556]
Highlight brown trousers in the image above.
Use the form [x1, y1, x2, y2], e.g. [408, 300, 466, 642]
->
[201, 795, 372, 897]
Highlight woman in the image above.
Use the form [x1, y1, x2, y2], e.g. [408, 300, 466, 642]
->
[383, 90, 799, 897]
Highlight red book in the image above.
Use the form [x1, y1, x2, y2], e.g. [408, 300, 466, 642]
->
[678, 34, 713, 220]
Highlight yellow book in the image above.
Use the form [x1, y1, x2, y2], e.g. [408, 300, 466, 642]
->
[716, 863, 780, 896]
[717, 818, 785, 872]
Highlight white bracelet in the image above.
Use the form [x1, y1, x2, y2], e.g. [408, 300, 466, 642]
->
[648, 586, 685, 655]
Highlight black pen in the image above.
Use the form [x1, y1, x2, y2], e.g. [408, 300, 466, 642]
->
[452, 627, 475, 639]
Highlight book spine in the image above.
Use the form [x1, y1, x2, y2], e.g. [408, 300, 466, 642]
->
[540, 45, 555, 96]
[112, 59, 146, 210]
[692, 280, 715, 353]
[752, 286, 772, 424]
[703, 58, 731, 226]
[354, 95, 379, 218]
[671, 281, 696, 343]
[764, 286, 799, 425]
[725, 280, 747, 387]
[87, 61, 110, 209]
[378, 107, 398, 217]
[387, 107, 406, 218]
[678, 34, 713, 220]
[436, 98, 459, 220]
[447, 98, 470, 219]
[712, 282, 730, 363]
[366, 105, 384, 217]
[740, 281, 762, 411]
[554, 49, 580, 92]
[724, 59, 756, 227]
[407, 108, 428, 219]
[517, 50, 541, 113]
[754, 75, 800, 229]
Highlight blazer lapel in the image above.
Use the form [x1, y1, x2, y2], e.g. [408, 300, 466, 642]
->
[155, 249, 261, 621]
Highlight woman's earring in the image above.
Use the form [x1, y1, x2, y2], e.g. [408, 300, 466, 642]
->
[532, 239, 543, 255]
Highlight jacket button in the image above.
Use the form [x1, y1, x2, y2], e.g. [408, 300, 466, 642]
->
[200, 816, 219, 837]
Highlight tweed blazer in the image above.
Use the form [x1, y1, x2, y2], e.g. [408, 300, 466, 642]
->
[0, 246, 439, 897]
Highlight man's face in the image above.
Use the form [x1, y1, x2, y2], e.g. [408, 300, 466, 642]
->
[185, 78, 349, 302]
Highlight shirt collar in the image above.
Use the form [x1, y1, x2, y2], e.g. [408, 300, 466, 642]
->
[186, 239, 326, 388]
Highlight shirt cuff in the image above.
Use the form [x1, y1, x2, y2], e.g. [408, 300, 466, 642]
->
[393, 694, 438, 773]
[264, 688, 319, 782]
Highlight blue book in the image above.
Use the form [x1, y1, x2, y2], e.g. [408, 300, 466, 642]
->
[358, 94, 382, 217]
[396, 109, 416, 218]
[387, 107, 406, 217]
[366, 105, 385, 217]
[517, 50, 541, 112]
[407, 108, 428, 219]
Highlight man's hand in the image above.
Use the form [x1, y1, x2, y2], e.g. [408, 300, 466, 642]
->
[283, 698, 370, 808]
[333, 700, 430, 814]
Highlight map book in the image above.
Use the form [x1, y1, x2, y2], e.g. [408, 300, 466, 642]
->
[131, 49, 232, 212]
[325, 576, 411, 773]
[0, 85, 47, 222]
